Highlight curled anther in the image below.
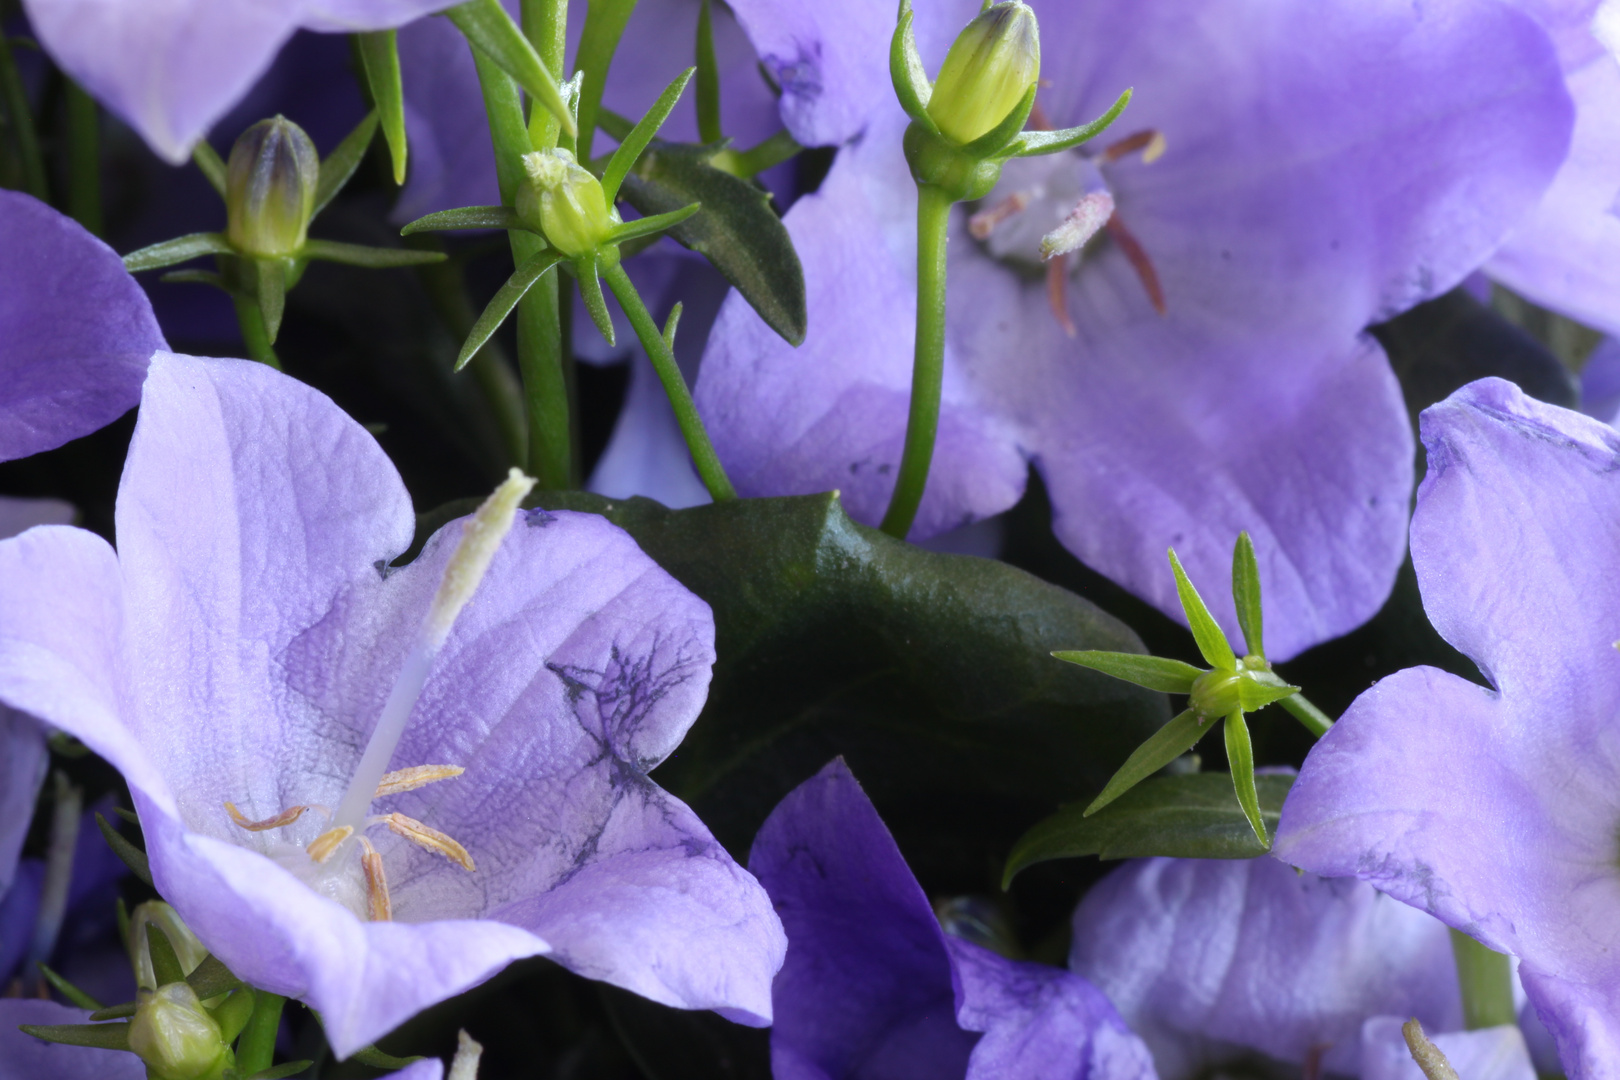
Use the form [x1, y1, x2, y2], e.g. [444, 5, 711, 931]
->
[224, 802, 311, 832]
[969, 193, 1028, 239]
[1101, 128, 1166, 165]
[307, 825, 353, 864]
[381, 812, 476, 871]
[375, 764, 466, 798]
[1046, 255, 1076, 338]
[358, 836, 391, 922]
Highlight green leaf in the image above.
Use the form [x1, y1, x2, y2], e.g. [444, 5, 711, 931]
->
[574, 255, 616, 345]
[18, 1021, 130, 1051]
[349, 1044, 426, 1068]
[961, 81, 1036, 158]
[1223, 710, 1267, 845]
[889, 0, 935, 128]
[300, 240, 447, 268]
[573, 0, 639, 160]
[617, 141, 805, 345]
[146, 922, 185, 987]
[246, 1063, 316, 1080]
[37, 964, 101, 1009]
[601, 68, 694, 206]
[187, 955, 243, 1000]
[358, 31, 407, 185]
[695, 0, 722, 144]
[400, 205, 534, 235]
[1084, 708, 1209, 816]
[1003, 772, 1293, 882]
[254, 257, 287, 344]
[1051, 650, 1203, 694]
[193, 141, 227, 197]
[1234, 669, 1298, 714]
[1007, 87, 1132, 158]
[522, 492, 1168, 882]
[1167, 548, 1235, 671]
[446, 0, 575, 139]
[159, 269, 228, 291]
[456, 249, 566, 370]
[95, 812, 150, 886]
[313, 110, 379, 218]
[122, 232, 232, 273]
[1231, 531, 1264, 658]
[608, 202, 701, 246]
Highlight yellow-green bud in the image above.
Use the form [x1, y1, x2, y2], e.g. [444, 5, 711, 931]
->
[226, 116, 319, 257]
[128, 983, 229, 1080]
[514, 150, 620, 259]
[926, 2, 1040, 145]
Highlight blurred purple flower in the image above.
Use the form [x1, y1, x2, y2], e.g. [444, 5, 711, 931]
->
[0, 351, 785, 1056]
[0, 191, 164, 463]
[1274, 378, 1620, 1079]
[698, 0, 1572, 660]
[750, 758, 1156, 1080]
[19, 0, 444, 164]
[1068, 856, 1462, 1079]
[1579, 336, 1620, 422]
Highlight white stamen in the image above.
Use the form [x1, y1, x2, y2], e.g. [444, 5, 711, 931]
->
[1040, 191, 1114, 262]
[449, 1030, 485, 1080]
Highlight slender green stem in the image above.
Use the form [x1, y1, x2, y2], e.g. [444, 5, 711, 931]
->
[63, 80, 100, 235]
[1449, 929, 1515, 1030]
[711, 128, 802, 179]
[231, 294, 283, 370]
[1278, 692, 1333, 737]
[573, 0, 638, 163]
[881, 182, 953, 538]
[522, 0, 569, 151]
[234, 991, 285, 1075]
[0, 32, 47, 201]
[603, 262, 736, 501]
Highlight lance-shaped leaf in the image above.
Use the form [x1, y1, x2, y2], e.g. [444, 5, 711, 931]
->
[358, 32, 407, 186]
[1168, 548, 1236, 671]
[1231, 531, 1264, 657]
[159, 269, 227, 290]
[17, 1021, 131, 1051]
[122, 232, 232, 273]
[1222, 710, 1266, 845]
[602, 68, 695, 206]
[313, 111, 380, 219]
[300, 240, 447, 269]
[1006, 88, 1132, 158]
[89, 954, 242, 1022]
[255, 258, 287, 343]
[607, 202, 701, 247]
[446, 0, 576, 139]
[456, 249, 567, 370]
[574, 0, 639, 159]
[961, 81, 1036, 159]
[1085, 708, 1209, 817]
[1003, 773, 1292, 883]
[1234, 667, 1299, 714]
[37, 965, 102, 1010]
[192, 142, 226, 198]
[575, 256, 616, 345]
[889, 0, 934, 128]
[1052, 650, 1203, 694]
[400, 205, 537, 236]
[146, 922, 185, 987]
[95, 813, 149, 885]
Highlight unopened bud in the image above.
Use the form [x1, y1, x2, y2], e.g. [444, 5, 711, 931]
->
[1190, 659, 1297, 720]
[514, 150, 619, 258]
[128, 983, 228, 1080]
[926, 2, 1040, 145]
[226, 116, 319, 257]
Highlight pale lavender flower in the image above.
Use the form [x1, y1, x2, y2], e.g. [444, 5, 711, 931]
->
[699, 0, 1572, 660]
[1274, 378, 1620, 1079]
[750, 758, 1156, 1080]
[0, 352, 785, 1056]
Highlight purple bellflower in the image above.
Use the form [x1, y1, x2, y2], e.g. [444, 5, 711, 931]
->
[1360, 1017, 1536, 1080]
[749, 758, 1157, 1080]
[19, 0, 448, 164]
[0, 191, 165, 463]
[1272, 378, 1620, 1079]
[0, 352, 785, 1056]
[1068, 856, 1463, 1079]
[698, 0, 1572, 660]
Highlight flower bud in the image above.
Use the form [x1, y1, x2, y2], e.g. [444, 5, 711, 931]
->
[226, 116, 319, 257]
[128, 983, 229, 1080]
[514, 150, 619, 259]
[926, 2, 1040, 145]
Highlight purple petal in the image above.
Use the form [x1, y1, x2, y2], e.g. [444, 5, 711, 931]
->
[0, 1000, 144, 1080]
[1360, 1018, 1536, 1080]
[0, 191, 163, 462]
[1579, 336, 1620, 423]
[0, 711, 46, 897]
[1069, 857, 1461, 1079]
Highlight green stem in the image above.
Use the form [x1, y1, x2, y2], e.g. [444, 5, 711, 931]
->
[880, 182, 953, 538]
[234, 991, 285, 1076]
[63, 80, 100, 235]
[1449, 929, 1515, 1030]
[522, 0, 569, 151]
[0, 32, 47, 201]
[231, 293, 283, 370]
[1278, 692, 1333, 737]
[603, 261, 736, 501]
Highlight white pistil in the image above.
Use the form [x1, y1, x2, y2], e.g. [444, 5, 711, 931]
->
[1039, 191, 1114, 262]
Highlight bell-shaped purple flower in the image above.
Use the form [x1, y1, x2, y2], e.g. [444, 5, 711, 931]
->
[1068, 856, 1463, 1079]
[0, 191, 164, 463]
[698, 0, 1572, 660]
[1274, 377, 1620, 1079]
[750, 758, 1156, 1080]
[0, 351, 785, 1056]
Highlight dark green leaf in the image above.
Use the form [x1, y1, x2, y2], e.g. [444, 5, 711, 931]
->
[446, 0, 575, 138]
[37, 964, 101, 1009]
[300, 240, 447, 268]
[313, 110, 379, 218]
[1051, 650, 1202, 694]
[187, 955, 242, 999]
[18, 1021, 130, 1051]
[1007, 87, 1131, 158]
[607, 201, 701, 246]
[574, 0, 639, 160]
[601, 68, 694, 205]
[95, 812, 150, 886]
[1223, 711, 1267, 845]
[193, 141, 227, 197]
[122, 232, 232, 273]
[456, 249, 566, 370]
[246, 1063, 316, 1080]
[349, 1044, 426, 1068]
[695, 0, 722, 144]
[1231, 531, 1263, 658]
[1167, 548, 1234, 671]
[358, 31, 407, 185]
[88, 1002, 135, 1020]
[618, 141, 804, 345]
[889, 0, 934, 128]
[1003, 772, 1293, 882]
[147, 923, 185, 987]
[1084, 708, 1209, 816]
[400, 205, 533, 235]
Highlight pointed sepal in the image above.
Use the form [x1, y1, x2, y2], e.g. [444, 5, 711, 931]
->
[446, 0, 576, 138]
[17, 1021, 131, 1051]
[1052, 650, 1203, 694]
[601, 68, 695, 206]
[1222, 710, 1267, 846]
[313, 110, 380, 218]
[456, 249, 567, 370]
[254, 258, 287, 343]
[574, 256, 616, 345]
[95, 812, 150, 886]
[890, 0, 936, 129]
[37, 964, 102, 1009]
[299, 240, 447, 268]
[358, 31, 407, 185]
[1231, 531, 1264, 658]
[1168, 548, 1236, 671]
[1084, 708, 1209, 817]
[607, 201, 702, 246]
[123, 232, 233, 273]
[1007, 87, 1131, 158]
[400, 205, 538, 235]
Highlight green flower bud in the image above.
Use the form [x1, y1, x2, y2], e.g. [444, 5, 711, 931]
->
[128, 983, 229, 1080]
[926, 2, 1040, 145]
[514, 150, 620, 259]
[226, 116, 319, 257]
[1189, 657, 1298, 720]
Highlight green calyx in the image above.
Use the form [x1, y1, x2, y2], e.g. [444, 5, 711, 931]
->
[902, 121, 1010, 202]
[516, 149, 620, 258]
[926, 1, 1040, 145]
[225, 117, 318, 258]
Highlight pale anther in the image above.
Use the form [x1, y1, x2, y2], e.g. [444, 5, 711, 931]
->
[381, 812, 476, 871]
[225, 802, 311, 832]
[968, 193, 1028, 240]
[1401, 1018, 1460, 1080]
[307, 825, 353, 864]
[375, 765, 466, 798]
[1040, 191, 1114, 262]
[358, 836, 391, 922]
[1046, 255, 1076, 338]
